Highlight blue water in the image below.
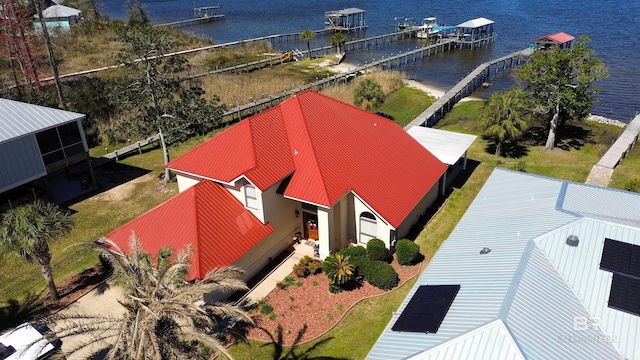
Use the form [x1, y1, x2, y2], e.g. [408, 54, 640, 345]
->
[99, 0, 640, 122]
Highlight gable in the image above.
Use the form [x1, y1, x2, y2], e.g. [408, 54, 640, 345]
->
[105, 180, 273, 280]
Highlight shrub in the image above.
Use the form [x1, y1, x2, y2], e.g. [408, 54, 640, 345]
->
[367, 238, 388, 261]
[299, 255, 313, 266]
[293, 263, 309, 278]
[323, 253, 354, 285]
[360, 260, 398, 290]
[395, 239, 421, 266]
[625, 178, 640, 192]
[259, 303, 274, 315]
[339, 246, 367, 259]
[308, 260, 322, 275]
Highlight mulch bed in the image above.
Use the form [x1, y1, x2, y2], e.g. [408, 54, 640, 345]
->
[246, 256, 421, 346]
[46, 265, 111, 312]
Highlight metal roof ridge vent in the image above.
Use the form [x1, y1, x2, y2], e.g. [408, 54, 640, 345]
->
[566, 234, 579, 247]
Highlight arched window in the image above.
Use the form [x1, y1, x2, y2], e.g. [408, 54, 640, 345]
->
[359, 212, 377, 244]
[245, 183, 259, 209]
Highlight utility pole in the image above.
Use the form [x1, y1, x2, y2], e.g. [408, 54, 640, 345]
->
[35, 0, 66, 109]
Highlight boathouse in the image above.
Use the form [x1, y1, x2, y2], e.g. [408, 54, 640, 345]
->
[456, 17, 495, 49]
[533, 32, 575, 51]
[325, 8, 366, 32]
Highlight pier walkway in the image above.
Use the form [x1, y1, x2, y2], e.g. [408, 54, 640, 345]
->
[586, 114, 640, 186]
[404, 48, 533, 130]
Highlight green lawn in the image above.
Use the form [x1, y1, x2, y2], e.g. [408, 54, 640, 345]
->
[374, 87, 435, 127]
[609, 143, 640, 191]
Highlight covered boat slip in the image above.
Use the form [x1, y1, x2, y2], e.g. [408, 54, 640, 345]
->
[325, 8, 367, 32]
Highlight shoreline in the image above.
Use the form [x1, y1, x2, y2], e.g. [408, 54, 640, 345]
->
[327, 62, 626, 127]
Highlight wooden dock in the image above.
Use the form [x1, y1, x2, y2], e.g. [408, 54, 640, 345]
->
[405, 48, 533, 129]
[156, 14, 225, 28]
[585, 114, 640, 186]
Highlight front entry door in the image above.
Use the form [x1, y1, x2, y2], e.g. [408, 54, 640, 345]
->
[303, 212, 319, 240]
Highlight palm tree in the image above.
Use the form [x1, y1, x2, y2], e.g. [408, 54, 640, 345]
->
[353, 78, 386, 110]
[0, 200, 73, 301]
[46, 235, 253, 359]
[300, 29, 315, 60]
[330, 32, 346, 53]
[323, 253, 353, 285]
[478, 88, 530, 156]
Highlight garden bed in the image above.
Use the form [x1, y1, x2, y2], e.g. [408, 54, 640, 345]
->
[246, 255, 421, 345]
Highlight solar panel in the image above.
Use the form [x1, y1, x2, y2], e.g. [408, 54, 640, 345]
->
[608, 274, 640, 316]
[600, 238, 640, 279]
[392, 285, 460, 333]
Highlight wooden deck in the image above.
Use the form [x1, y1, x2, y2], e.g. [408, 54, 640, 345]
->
[404, 48, 533, 130]
[597, 114, 640, 169]
[156, 14, 225, 28]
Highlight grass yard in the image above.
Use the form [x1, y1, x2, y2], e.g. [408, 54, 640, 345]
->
[608, 143, 640, 191]
[373, 87, 435, 127]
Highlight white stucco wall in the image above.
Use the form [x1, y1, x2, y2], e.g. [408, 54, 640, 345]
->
[232, 178, 301, 281]
[317, 206, 334, 259]
[396, 183, 440, 240]
[176, 173, 202, 192]
[353, 194, 393, 248]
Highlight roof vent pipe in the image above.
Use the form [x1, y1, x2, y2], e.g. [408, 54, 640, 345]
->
[566, 235, 579, 247]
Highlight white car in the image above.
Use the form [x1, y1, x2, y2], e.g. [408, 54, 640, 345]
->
[0, 323, 61, 360]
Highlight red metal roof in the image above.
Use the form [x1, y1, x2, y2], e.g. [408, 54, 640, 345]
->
[533, 32, 575, 44]
[105, 180, 274, 280]
[169, 90, 447, 228]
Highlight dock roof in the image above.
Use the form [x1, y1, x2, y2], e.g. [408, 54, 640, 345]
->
[326, 8, 364, 16]
[457, 17, 494, 28]
[533, 32, 575, 44]
[367, 168, 640, 360]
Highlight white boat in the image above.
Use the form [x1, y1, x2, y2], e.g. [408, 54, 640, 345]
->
[416, 17, 440, 39]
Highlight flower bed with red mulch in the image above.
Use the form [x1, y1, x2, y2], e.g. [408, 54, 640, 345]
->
[246, 256, 421, 345]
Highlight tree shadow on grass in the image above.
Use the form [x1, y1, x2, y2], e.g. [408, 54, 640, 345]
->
[556, 124, 593, 151]
[483, 138, 530, 159]
[258, 325, 348, 360]
[0, 291, 49, 332]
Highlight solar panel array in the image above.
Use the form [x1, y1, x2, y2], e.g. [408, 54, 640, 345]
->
[392, 285, 460, 333]
[600, 238, 640, 316]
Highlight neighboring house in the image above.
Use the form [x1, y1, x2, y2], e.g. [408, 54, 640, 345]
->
[368, 168, 640, 360]
[0, 98, 96, 202]
[167, 90, 448, 261]
[34, 4, 81, 32]
[533, 32, 575, 51]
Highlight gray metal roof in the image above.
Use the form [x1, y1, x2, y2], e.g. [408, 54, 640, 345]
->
[0, 98, 84, 144]
[326, 8, 365, 16]
[39, 5, 81, 18]
[457, 17, 494, 28]
[407, 127, 477, 165]
[368, 168, 640, 360]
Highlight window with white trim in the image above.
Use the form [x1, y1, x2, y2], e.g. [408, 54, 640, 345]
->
[359, 212, 377, 244]
[245, 184, 259, 209]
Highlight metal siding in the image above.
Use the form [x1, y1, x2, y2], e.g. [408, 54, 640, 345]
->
[0, 98, 84, 144]
[0, 135, 46, 192]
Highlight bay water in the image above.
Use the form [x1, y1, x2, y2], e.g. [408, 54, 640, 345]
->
[99, 0, 640, 122]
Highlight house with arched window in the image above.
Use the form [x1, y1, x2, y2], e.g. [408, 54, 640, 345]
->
[106, 90, 449, 283]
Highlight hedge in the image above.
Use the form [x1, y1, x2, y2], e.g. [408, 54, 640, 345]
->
[366, 238, 388, 261]
[395, 239, 421, 266]
[360, 260, 398, 290]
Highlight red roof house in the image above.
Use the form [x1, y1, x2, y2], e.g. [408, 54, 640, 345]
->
[168, 90, 447, 258]
[105, 180, 274, 280]
[533, 32, 575, 51]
